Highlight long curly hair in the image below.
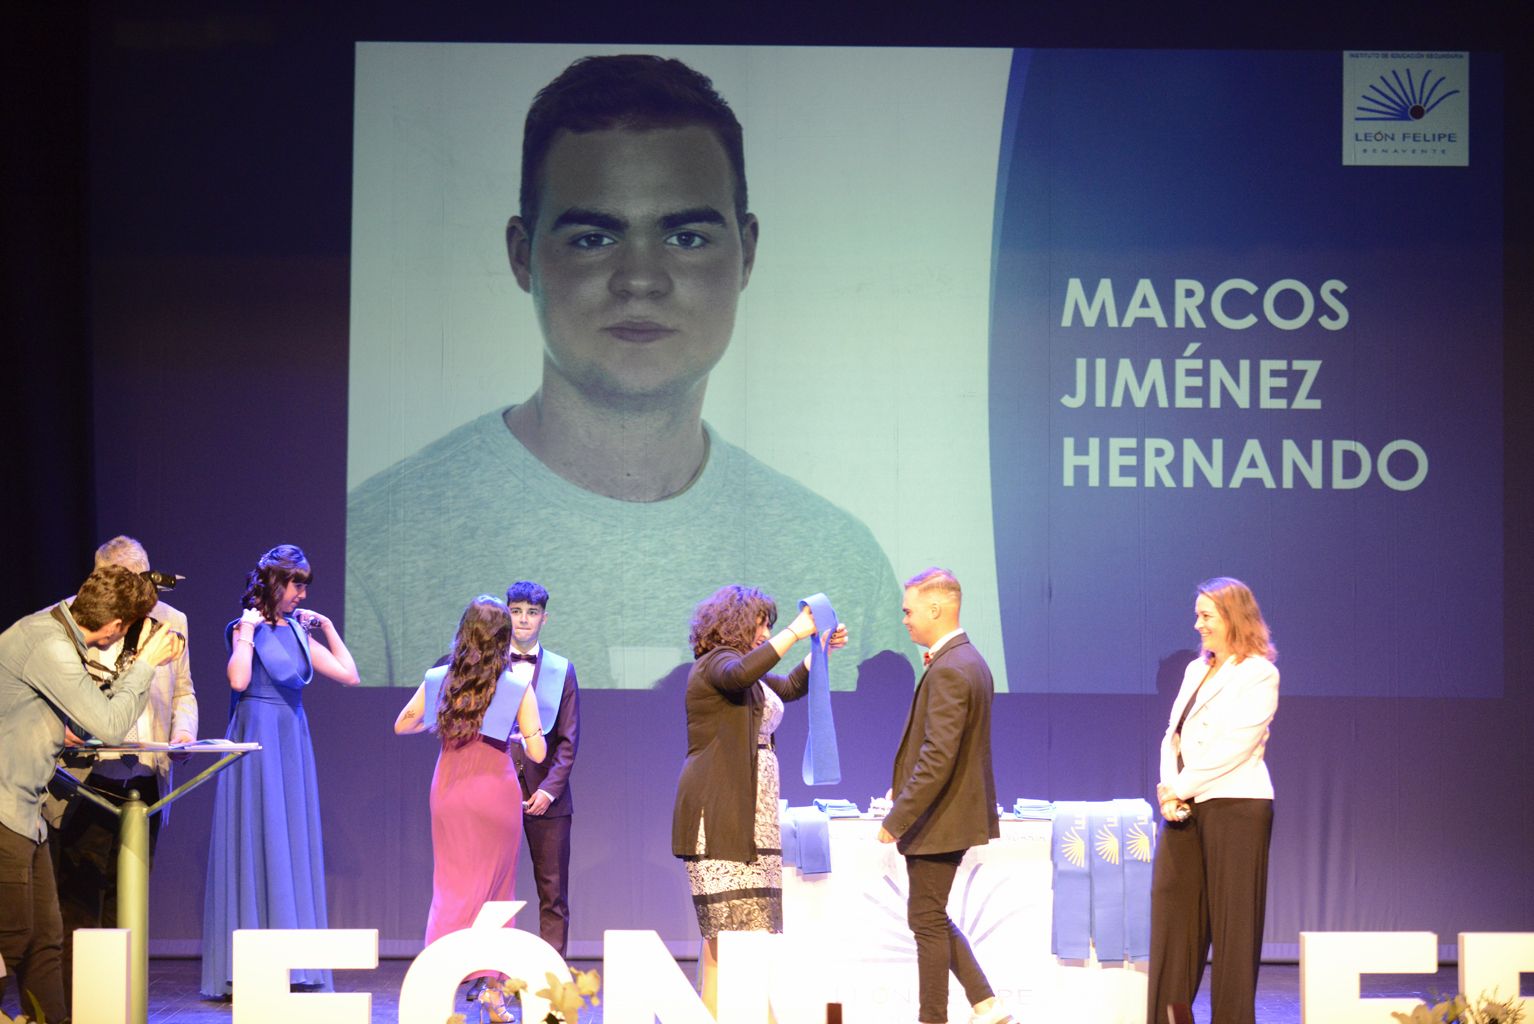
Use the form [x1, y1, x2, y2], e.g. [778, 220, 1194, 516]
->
[1197, 576, 1277, 663]
[689, 584, 776, 658]
[241, 544, 312, 623]
[437, 596, 516, 750]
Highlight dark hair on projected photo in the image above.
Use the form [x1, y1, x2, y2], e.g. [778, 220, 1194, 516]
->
[689, 584, 777, 658]
[242, 544, 313, 623]
[1196, 576, 1277, 663]
[505, 579, 550, 609]
[519, 54, 749, 231]
[437, 595, 517, 750]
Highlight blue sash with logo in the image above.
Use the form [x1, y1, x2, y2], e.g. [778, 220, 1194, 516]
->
[1050, 798, 1157, 963]
[1118, 797, 1156, 962]
[1051, 801, 1093, 959]
[1088, 803, 1126, 962]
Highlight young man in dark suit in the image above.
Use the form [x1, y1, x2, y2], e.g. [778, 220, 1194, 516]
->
[878, 567, 1011, 1024]
[505, 580, 580, 957]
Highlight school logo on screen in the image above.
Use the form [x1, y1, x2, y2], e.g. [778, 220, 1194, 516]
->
[1342, 51, 1469, 166]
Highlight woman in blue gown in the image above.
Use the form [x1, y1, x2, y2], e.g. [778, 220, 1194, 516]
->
[200, 544, 359, 998]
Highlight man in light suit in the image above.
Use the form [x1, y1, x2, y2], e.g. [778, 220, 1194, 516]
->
[504, 580, 580, 958]
[51, 536, 198, 994]
[878, 567, 1010, 1024]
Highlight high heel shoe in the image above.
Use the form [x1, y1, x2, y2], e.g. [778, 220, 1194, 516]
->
[478, 982, 515, 1024]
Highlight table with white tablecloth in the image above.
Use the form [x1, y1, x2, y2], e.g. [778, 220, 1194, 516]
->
[775, 816, 1147, 1024]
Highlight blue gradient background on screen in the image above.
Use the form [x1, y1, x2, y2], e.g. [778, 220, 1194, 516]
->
[990, 49, 1502, 696]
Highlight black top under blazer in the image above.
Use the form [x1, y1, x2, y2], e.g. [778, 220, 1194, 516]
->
[671, 642, 810, 863]
[884, 633, 1000, 856]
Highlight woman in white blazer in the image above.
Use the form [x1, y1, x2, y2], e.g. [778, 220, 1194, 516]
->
[1147, 577, 1279, 1024]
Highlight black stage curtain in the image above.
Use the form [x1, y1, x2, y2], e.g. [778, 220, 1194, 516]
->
[2, 3, 96, 623]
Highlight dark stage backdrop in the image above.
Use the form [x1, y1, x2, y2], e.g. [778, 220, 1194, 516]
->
[6, 4, 1529, 963]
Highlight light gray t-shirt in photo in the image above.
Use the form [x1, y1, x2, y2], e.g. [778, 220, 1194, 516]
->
[346, 410, 910, 690]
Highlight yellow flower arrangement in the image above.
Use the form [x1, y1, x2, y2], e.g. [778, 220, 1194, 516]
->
[447, 967, 602, 1024]
[1391, 990, 1525, 1024]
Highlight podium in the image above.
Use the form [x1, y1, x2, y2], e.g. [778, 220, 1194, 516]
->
[55, 740, 259, 1024]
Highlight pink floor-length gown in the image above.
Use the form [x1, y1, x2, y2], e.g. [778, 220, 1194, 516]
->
[425, 737, 524, 948]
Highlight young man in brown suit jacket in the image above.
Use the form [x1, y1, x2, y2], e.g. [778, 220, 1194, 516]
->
[879, 568, 1011, 1024]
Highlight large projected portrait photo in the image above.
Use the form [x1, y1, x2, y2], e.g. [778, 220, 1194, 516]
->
[347, 44, 1500, 702]
[345, 45, 1011, 690]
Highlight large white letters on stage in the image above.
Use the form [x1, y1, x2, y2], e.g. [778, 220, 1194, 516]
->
[70, 922, 1534, 1023]
[603, 929, 719, 1024]
[232, 927, 378, 1023]
[1299, 932, 1534, 1024]
[398, 903, 571, 1024]
[1458, 932, 1534, 1019]
[71, 928, 129, 1024]
[1299, 932, 1438, 1024]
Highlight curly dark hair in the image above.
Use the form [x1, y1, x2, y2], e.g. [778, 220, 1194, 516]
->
[689, 584, 777, 658]
[241, 544, 312, 624]
[437, 596, 516, 750]
[72, 565, 158, 631]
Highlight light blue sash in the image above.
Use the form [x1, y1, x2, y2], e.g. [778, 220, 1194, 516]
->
[798, 593, 841, 786]
[479, 671, 529, 741]
[780, 805, 832, 874]
[529, 650, 569, 736]
[420, 666, 449, 729]
[420, 666, 529, 742]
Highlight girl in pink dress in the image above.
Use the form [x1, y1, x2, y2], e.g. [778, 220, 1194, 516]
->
[396, 596, 546, 1021]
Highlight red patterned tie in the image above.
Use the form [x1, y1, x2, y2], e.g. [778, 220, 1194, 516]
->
[922, 651, 933, 667]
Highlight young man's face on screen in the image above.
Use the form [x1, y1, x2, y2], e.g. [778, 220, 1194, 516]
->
[509, 125, 758, 407]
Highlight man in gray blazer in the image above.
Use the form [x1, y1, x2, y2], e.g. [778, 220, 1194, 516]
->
[52, 536, 198, 995]
[878, 567, 1010, 1024]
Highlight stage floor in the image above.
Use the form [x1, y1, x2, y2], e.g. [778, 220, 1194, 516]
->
[1, 959, 1463, 1023]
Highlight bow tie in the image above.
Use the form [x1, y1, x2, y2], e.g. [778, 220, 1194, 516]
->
[508, 651, 537, 665]
[922, 651, 933, 667]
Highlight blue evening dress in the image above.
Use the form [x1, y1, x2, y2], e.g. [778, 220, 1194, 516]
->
[200, 618, 332, 996]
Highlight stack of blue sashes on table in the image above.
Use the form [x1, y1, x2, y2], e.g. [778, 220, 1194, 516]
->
[1013, 797, 1056, 820]
[1050, 798, 1156, 964]
[812, 797, 861, 817]
[781, 805, 832, 874]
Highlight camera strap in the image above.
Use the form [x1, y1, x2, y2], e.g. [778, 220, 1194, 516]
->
[49, 603, 118, 690]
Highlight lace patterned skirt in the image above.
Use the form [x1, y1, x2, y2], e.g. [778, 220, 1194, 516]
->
[684, 746, 783, 938]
